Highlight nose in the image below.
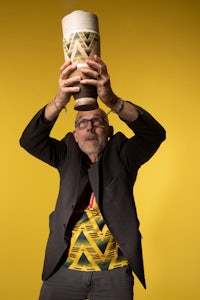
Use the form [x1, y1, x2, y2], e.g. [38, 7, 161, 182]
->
[86, 120, 95, 131]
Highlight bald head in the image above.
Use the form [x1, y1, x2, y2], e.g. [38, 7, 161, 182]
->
[75, 108, 109, 124]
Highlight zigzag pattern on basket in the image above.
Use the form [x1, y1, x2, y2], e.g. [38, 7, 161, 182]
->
[63, 32, 99, 63]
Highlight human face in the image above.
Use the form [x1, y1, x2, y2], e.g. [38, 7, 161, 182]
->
[73, 108, 112, 161]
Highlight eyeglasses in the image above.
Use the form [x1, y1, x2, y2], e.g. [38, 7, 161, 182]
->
[75, 116, 108, 130]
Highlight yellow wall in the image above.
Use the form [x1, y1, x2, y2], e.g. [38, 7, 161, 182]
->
[1, 0, 200, 299]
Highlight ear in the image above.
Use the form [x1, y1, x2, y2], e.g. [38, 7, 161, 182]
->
[108, 126, 114, 138]
[73, 130, 78, 142]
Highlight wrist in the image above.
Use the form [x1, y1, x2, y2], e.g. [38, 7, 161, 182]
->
[107, 96, 124, 114]
[53, 97, 66, 111]
[106, 94, 119, 108]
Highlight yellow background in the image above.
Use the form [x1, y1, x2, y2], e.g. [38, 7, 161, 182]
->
[1, 0, 200, 299]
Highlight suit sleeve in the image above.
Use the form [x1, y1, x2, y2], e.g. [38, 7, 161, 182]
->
[120, 104, 166, 170]
[19, 107, 68, 168]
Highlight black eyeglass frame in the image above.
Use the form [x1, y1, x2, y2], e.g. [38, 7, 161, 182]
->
[75, 116, 108, 130]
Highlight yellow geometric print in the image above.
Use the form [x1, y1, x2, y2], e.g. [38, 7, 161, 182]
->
[64, 193, 128, 271]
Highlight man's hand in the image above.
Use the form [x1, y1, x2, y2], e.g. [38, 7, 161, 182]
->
[56, 60, 81, 107]
[43, 61, 81, 121]
[80, 55, 118, 106]
[80, 56, 139, 122]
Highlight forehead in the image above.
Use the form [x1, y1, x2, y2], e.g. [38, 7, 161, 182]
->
[76, 108, 107, 120]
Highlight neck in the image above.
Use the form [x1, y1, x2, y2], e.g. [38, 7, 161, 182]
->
[88, 153, 101, 164]
[89, 155, 99, 164]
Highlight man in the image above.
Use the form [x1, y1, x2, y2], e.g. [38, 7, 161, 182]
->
[20, 55, 166, 300]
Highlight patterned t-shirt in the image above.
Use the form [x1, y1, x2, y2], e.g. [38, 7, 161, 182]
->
[64, 193, 128, 271]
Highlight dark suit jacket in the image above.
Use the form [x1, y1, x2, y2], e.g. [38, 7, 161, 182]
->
[20, 104, 166, 288]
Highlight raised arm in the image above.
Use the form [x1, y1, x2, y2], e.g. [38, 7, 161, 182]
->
[79, 55, 139, 122]
[79, 56, 166, 169]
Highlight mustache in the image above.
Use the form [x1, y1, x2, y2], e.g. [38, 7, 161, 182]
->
[85, 133, 98, 141]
